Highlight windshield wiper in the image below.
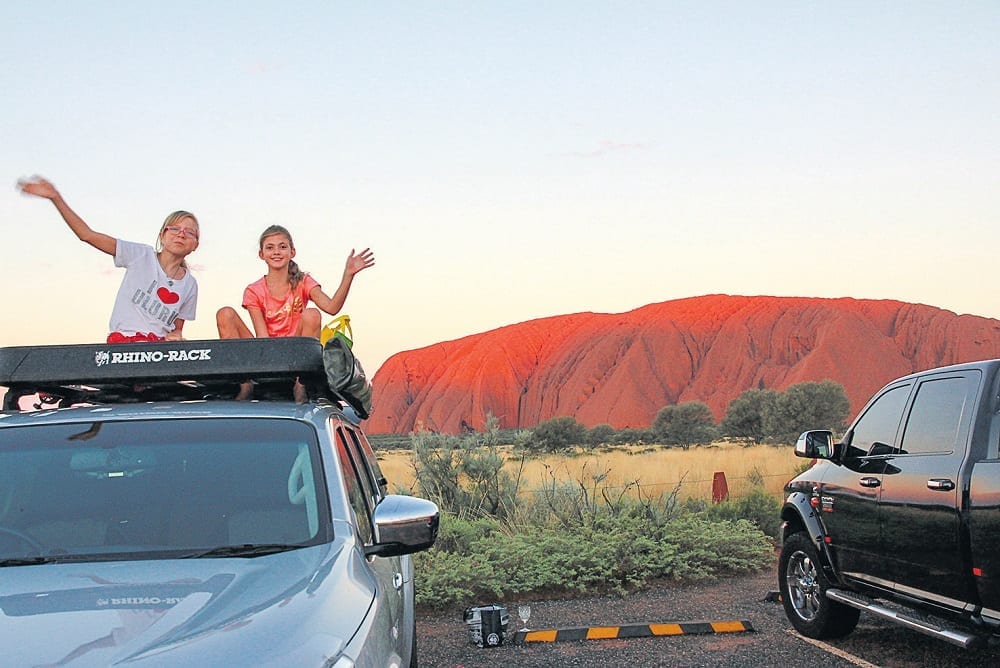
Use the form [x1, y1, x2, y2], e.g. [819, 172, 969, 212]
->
[177, 543, 300, 559]
[0, 556, 55, 567]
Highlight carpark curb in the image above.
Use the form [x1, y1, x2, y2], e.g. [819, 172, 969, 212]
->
[512, 619, 754, 643]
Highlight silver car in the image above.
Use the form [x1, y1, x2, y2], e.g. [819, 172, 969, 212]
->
[0, 339, 439, 667]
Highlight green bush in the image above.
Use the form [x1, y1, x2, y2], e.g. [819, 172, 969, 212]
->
[410, 415, 522, 519]
[414, 498, 775, 609]
[586, 423, 617, 446]
[705, 487, 783, 538]
[611, 427, 651, 445]
[414, 547, 503, 607]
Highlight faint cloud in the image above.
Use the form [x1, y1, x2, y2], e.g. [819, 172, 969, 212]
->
[570, 140, 653, 158]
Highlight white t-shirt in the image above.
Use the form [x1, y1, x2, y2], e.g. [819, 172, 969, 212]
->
[109, 240, 198, 337]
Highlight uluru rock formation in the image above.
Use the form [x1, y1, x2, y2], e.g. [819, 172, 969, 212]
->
[366, 295, 1000, 434]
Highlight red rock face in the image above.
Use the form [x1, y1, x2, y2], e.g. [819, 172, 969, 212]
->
[366, 295, 1000, 434]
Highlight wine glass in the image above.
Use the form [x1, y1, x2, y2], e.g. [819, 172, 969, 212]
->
[517, 603, 531, 631]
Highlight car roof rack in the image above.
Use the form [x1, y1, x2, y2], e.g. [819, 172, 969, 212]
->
[0, 338, 335, 410]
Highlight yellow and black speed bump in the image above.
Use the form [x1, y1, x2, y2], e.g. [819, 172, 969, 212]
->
[513, 619, 754, 644]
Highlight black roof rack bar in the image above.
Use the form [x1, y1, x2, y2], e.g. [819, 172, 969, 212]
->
[0, 338, 325, 387]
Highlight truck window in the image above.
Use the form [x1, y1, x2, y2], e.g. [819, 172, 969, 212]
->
[848, 384, 910, 455]
[898, 374, 978, 455]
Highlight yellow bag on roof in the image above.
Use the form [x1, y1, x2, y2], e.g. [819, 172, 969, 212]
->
[320, 315, 353, 348]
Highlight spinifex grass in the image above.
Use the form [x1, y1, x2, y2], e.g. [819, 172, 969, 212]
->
[376, 441, 801, 502]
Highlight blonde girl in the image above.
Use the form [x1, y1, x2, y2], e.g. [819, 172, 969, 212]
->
[17, 176, 199, 342]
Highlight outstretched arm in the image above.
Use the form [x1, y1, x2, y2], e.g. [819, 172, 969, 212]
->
[17, 176, 117, 256]
[309, 248, 375, 316]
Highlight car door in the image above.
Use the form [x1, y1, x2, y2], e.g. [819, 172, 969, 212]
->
[877, 370, 980, 607]
[335, 426, 406, 656]
[821, 382, 911, 585]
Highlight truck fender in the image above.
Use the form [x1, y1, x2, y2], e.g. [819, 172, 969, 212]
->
[781, 491, 841, 583]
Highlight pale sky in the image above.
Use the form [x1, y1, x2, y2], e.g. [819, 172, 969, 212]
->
[3, 2, 998, 374]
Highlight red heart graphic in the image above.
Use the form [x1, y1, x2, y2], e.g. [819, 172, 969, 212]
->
[157, 287, 180, 304]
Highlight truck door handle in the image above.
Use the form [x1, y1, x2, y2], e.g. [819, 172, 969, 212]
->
[927, 479, 955, 491]
[393, 572, 404, 591]
[859, 477, 881, 488]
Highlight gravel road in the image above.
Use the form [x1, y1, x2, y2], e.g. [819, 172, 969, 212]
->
[416, 566, 1000, 667]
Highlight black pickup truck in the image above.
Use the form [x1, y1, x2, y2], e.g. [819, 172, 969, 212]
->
[779, 359, 1000, 649]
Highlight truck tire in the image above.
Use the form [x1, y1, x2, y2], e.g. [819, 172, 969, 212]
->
[779, 531, 860, 639]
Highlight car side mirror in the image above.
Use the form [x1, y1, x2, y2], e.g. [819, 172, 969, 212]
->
[795, 430, 834, 459]
[365, 495, 440, 558]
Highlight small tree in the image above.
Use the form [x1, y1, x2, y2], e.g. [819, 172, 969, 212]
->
[524, 416, 587, 452]
[651, 401, 717, 448]
[722, 388, 779, 445]
[766, 380, 851, 444]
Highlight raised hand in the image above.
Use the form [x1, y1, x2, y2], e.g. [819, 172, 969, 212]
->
[344, 247, 375, 276]
[16, 175, 60, 200]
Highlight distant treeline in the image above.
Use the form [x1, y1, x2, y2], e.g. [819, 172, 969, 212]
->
[368, 379, 851, 450]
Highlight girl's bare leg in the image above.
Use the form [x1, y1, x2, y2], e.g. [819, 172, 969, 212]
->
[216, 307, 255, 399]
[216, 307, 253, 339]
[300, 308, 322, 339]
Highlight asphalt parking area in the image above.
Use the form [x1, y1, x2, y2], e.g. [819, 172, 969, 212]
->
[416, 568, 1000, 667]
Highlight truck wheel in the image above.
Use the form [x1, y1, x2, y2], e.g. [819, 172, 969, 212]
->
[779, 532, 860, 639]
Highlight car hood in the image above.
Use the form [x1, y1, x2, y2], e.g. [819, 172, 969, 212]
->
[0, 541, 374, 666]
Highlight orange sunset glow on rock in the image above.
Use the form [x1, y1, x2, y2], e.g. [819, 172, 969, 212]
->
[367, 295, 1000, 435]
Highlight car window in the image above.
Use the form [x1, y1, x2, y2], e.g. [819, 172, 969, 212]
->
[335, 431, 373, 545]
[0, 418, 331, 561]
[898, 374, 979, 455]
[848, 384, 911, 455]
[342, 428, 383, 507]
[355, 431, 389, 496]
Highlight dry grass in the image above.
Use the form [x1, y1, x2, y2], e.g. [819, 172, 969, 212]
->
[375, 441, 803, 501]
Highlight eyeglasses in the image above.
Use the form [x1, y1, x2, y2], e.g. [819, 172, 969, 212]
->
[165, 225, 200, 240]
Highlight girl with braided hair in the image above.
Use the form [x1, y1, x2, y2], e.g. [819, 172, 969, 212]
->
[217, 224, 374, 340]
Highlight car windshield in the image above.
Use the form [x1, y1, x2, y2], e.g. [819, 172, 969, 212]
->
[0, 417, 331, 563]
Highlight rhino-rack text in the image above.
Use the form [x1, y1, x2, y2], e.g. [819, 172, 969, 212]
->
[95, 348, 212, 367]
[98, 596, 185, 607]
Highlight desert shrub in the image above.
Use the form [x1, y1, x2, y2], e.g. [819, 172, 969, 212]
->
[415, 496, 775, 609]
[611, 427, 651, 445]
[410, 414, 522, 519]
[414, 544, 503, 607]
[431, 513, 503, 553]
[705, 487, 783, 538]
[586, 423, 617, 446]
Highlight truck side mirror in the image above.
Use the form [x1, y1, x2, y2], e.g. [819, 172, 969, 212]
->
[795, 430, 834, 459]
